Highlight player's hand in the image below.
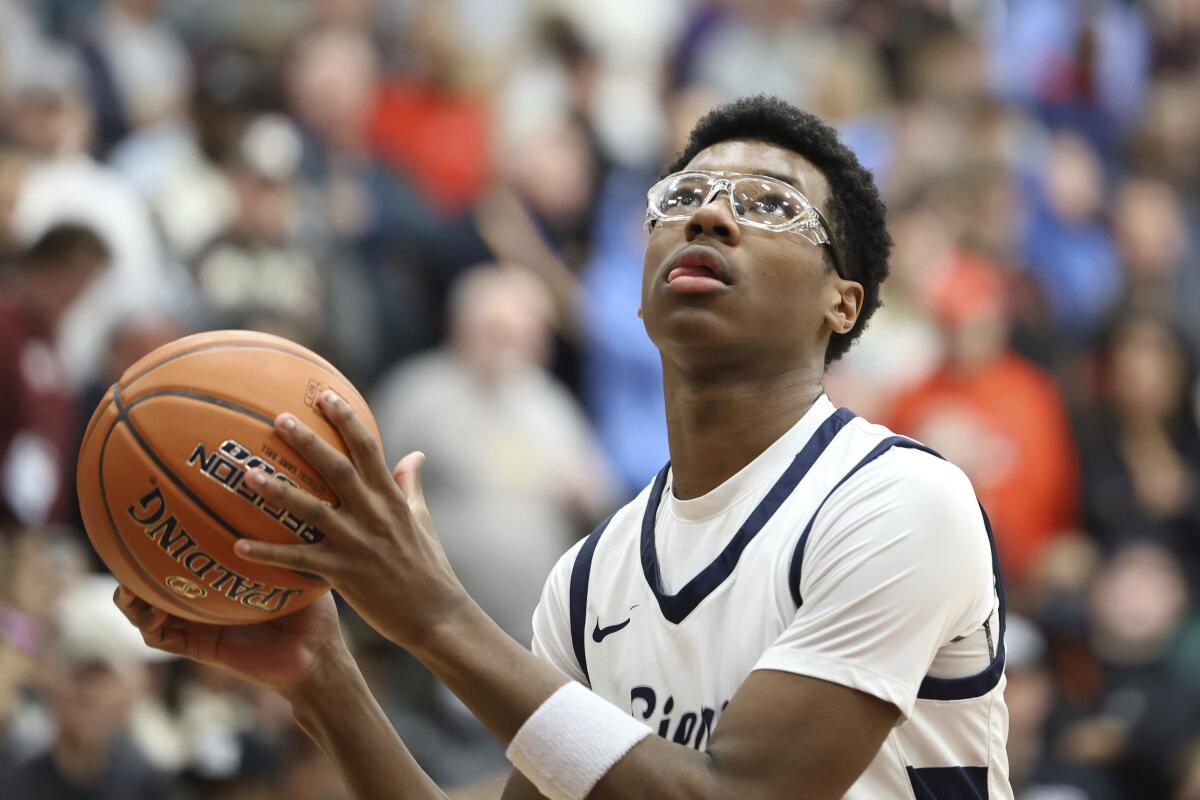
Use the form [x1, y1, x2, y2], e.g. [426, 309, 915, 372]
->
[230, 391, 471, 651]
[113, 586, 348, 700]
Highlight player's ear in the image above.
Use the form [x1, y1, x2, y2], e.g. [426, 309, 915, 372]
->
[826, 278, 863, 335]
[637, 306, 644, 320]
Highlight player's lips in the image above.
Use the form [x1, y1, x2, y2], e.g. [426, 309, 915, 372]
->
[664, 246, 733, 293]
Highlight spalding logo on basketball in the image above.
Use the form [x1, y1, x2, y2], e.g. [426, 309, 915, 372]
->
[76, 330, 381, 624]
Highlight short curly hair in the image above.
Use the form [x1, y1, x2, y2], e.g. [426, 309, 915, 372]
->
[665, 95, 892, 364]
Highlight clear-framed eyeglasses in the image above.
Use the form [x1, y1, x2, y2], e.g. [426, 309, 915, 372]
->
[644, 170, 842, 276]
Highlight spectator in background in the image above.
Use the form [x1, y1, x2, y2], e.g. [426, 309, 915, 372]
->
[368, 0, 492, 216]
[576, 169, 669, 496]
[1021, 131, 1122, 346]
[189, 114, 353, 359]
[0, 223, 108, 529]
[987, 0, 1150, 154]
[374, 265, 615, 645]
[1055, 542, 1200, 799]
[0, 528, 91, 783]
[1005, 613, 1119, 799]
[285, 27, 487, 375]
[77, 0, 193, 157]
[5, 43, 173, 387]
[7, 575, 175, 799]
[1111, 177, 1200, 355]
[886, 253, 1080, 589]
[1080, 312, 1200, 584]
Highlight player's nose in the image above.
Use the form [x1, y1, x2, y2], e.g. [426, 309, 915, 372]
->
[684, 192, 742, 246]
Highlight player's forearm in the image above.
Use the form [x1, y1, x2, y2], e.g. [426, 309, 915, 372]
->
[289, 645, 449, 800]
[410, 605, 737, 800]
[413, 600, 570, 744]
[412, 607, 872, 800]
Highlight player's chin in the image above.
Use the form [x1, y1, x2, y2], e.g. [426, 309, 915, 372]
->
[645, 302, 746, 350]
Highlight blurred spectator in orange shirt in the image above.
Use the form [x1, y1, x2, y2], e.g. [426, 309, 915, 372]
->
[886, 253, 1080, 587]
[368, 1, 491, 216]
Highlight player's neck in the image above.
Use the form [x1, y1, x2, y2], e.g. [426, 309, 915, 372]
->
[662, 367, 825, 501]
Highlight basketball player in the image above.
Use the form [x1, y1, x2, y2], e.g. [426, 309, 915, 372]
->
[116, 96, 1011, 799]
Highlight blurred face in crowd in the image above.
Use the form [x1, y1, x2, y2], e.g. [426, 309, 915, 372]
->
[112, 0, 163, 20]
[1044, 132, 1104, 224]
[8, 91, 91, 158]
[231, 170, 298, 244]
[929, 256, 1010, 371]
[1108, 317, 1190, 422]
[450, 268, 554, 380]
[640, 139, 854, 377]
[312, 0, 372, 30]
[1090, 541, 1188, 663]
[20, 250, 107, 330]
[1137, 80, 1200, 182]
[286, 30, 377, 150]
[1114, 178, 1186, 279]
[41, 658, 142, 758]
[508, 122, 594, 228]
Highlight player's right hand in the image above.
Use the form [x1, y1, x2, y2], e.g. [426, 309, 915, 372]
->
[113, 586, 348, 700]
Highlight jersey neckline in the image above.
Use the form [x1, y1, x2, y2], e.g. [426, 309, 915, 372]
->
[640, 405, 857, 624]
[666, 395, 838, 523]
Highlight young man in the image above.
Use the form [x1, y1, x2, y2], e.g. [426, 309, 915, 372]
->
[115, 96, 1011, 799]
[0, 223, 109, 528]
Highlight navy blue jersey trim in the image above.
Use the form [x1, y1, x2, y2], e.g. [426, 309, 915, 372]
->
[569, 514, 614, 684]
[640, 407, 856, 624]
[906, 766, 988, 799]
[917, 503, 1006, 701]
[788, 436, 1007, 702]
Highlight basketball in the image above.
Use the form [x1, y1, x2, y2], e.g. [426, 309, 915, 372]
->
[75, 330, 380, 625]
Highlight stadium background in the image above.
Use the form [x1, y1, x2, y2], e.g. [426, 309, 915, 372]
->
[0, 0, 1199, 797]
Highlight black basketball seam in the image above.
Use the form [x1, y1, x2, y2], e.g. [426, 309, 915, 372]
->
[81, 387, 116, 446]
[126, 389, 275, 425]
[121, 339, 338, 387]
[113, 385, 327, 586]
[120, 341, 368, 411]
[96, 396, 233, 623]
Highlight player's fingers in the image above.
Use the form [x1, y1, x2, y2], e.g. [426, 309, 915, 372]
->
[113, 587, 184, 652]
[114, 586, 157, 628]
[245, 468, 344, 541]
[315, 391, 393, 490]
[272, 412, 373, 508]
[392, 452, 429, 516]
[234, 538, 337, 577]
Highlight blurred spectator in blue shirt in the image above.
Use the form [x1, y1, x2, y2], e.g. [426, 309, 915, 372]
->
[1021, 131, 1121, 343]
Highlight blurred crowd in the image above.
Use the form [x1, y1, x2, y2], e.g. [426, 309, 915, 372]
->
[0, 0, 1198, 798]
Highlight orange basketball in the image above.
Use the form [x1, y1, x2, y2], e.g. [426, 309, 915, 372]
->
[76, 330, 380, 624]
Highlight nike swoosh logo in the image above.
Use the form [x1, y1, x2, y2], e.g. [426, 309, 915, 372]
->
[592, 617, 631, 643]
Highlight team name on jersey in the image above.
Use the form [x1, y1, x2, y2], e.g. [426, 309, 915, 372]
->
[631, 685, 728, 750]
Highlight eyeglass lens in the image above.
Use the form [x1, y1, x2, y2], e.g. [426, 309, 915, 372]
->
[656, 174, 812, 229]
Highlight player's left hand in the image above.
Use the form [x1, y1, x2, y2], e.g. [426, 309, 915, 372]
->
[233, 390, 472, 650]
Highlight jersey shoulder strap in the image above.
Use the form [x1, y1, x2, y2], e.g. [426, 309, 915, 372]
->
[787, 435, 1007, 701]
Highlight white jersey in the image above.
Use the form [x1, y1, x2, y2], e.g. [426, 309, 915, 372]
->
[531, 396, 1012, 799]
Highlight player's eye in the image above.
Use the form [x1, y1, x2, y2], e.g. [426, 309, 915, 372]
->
[753, 194, 792, 217]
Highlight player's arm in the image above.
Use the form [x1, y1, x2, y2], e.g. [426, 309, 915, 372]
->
[229, 394, 981, 799]
[113, 589, 447, 800]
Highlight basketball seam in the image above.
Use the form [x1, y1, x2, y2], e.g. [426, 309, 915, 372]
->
[97, 407, 233, 623]
[120, 341, 368, 410]
[126, 388, 275, 425]
[113, 385, 327, 586]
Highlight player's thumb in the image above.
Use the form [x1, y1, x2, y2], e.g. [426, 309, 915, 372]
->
[392, 451, 428, 511]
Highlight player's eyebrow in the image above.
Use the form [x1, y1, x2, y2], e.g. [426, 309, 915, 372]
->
[759, 171, 807, 194]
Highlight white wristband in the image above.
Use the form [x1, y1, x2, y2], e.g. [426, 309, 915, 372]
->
[506, 681, 652, 800]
